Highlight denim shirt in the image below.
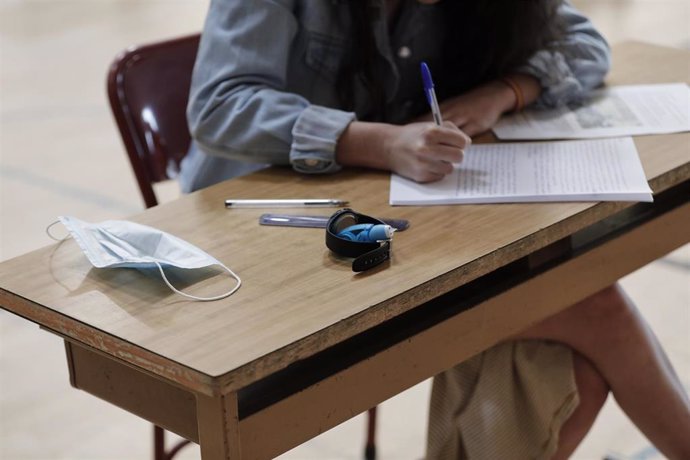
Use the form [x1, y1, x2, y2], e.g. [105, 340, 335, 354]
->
[180, 0, 610, 193]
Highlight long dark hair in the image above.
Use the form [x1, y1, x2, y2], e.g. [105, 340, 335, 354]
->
[338, 0, 566, 117]
[443, 1, 566, 88]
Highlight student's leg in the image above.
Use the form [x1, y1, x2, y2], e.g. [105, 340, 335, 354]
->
[551, 352, 609, 460]
[513, 284, 690, 459]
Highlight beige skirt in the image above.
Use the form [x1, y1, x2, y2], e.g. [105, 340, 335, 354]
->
[426, 340, 578, 460]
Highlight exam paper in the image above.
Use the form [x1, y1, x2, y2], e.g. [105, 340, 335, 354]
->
[493, 83, 690, 140]
[389, 138, 653, 205]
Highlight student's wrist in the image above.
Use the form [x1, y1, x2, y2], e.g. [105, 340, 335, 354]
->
[503, 73, 542, 110]
[489, 79, 519, 114]
[336, 121, 396, 171]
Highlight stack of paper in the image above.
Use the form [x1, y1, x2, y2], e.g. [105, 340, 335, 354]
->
[389, 138, 652, 205]
[493, 83, 690, 140]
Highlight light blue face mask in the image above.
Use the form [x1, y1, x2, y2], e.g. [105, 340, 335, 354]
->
[48, 216, 241, 301]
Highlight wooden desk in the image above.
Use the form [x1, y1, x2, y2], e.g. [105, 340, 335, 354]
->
[1, 42, 689, 459]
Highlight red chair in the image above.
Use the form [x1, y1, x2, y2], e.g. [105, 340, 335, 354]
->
[107, 34, 199, 209]
[107, 33, 379, 459]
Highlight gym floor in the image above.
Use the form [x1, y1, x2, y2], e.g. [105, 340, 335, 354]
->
[1, 1, 688, 458]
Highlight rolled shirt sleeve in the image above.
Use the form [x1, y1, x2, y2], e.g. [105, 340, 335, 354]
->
[290, 105, 355, 173]
[187, 0, 354, 174]
[518, 1, 611, 108]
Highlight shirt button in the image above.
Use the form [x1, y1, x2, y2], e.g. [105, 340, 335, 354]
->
[397, 46, 411, 59]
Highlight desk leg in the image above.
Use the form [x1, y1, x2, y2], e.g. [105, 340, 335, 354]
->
[196, 392, 241, 460]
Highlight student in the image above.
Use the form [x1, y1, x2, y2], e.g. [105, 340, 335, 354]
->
[183, 1, 690, 458]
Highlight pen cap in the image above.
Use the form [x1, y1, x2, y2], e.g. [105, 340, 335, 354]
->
[420, 62, 435, 88]
[420, 62, 435, 104]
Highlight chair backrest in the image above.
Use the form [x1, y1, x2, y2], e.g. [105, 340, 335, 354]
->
[107, 34, 200, 208]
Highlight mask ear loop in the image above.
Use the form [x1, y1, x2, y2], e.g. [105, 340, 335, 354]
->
[153, 261, 242, 301]
[46, 220, 69, 241]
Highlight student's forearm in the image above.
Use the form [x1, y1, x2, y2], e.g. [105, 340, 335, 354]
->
[335, 121, 396, 170]
[504, 73, 542, 110]
[335, 120, 469, 183]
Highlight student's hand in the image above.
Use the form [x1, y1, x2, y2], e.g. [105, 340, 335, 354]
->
[383, 121, 469, 183]
[434, 80, 516, 136]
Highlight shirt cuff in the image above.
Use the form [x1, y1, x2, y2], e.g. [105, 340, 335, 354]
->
[517, 50, 584, 109]
[290, 104, 356, 174]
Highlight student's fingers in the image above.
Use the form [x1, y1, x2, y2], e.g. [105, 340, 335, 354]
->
[402, 151, 456, 182]
[415, 171, 446, 183]
[420, 157, 454, 177]
[423, 124, 471, 149]
[423, 144, 464, 164]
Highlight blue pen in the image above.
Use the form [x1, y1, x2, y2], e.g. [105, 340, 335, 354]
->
[421, 62, 443, 126]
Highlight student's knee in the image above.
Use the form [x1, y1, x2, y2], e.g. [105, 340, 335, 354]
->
[572, 283, 638, 327]
[512, 284, 638, 344]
